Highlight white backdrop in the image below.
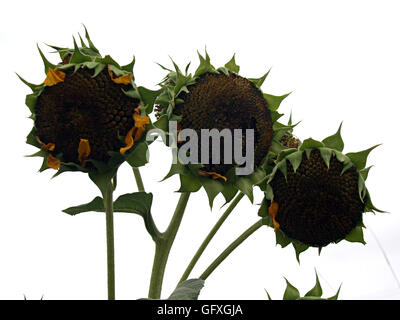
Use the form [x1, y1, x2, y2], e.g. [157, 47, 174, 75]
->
[0, 0, 399, 300]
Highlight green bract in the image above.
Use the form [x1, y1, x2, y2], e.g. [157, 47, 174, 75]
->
[259, 124, 383, 261]
[19, 27, 159, 193]
[266, 271, 341, 300]
[154, 51, 292, 207]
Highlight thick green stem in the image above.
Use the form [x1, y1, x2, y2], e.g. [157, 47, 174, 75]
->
[103, 180, 115, 300]
[132, 167, 145, 192]
[199, 219, 263, 281]
[178, 192, 245, 284]
[148, 192, 191, 299]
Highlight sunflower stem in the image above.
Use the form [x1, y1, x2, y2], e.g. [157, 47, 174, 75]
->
[178, 192, 245, 284]
[148, 192, 191, 299]
[132, 167, 145, 192]
[199, 219, 263, 281]
[102, 179, 115, 300]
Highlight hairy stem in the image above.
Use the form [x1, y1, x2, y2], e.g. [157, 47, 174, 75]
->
[148, 192, 191, 299]
[199, 219, 263, 281]
[178, 192, 245, 284]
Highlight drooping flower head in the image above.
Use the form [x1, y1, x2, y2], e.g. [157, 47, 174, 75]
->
[155, 51, 291, 206]
[19, 27, 158, 185]
[259, 124, 383, 260]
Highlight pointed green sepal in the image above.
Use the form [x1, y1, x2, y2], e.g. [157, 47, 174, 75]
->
[249, 69, 271, 88]
[178, 172, 202, 192]
[126, 142, 149, 168]
[359, 166, 372, 181]
[16, 73, 43, 92]
[194, 49, 215, 77]
[327, 285, 341, 300]
[136, 87, 162, 113]
[319, 147, 333, 168]
[345, 225, 366, 244]
[121, 56, 136, 73]
[346, 144, 380, 171]
[70, 36, 92, 64]
[322, 122, 344, 152]
[37, 44, 56, 74]
[201, 178, 224, 208]
[82, 24, 100, 54]
[235, 176, 254, 203]
[286, 151, 303, 173]
[276, 229, 292, 248]
[263, 92, 291, 111]
[305, 271, 323, 297]
[283, 278, 300, 300]
[292, 241, 309, 263]
[224, 54, 240, 74]
[300, 138, 325, 151]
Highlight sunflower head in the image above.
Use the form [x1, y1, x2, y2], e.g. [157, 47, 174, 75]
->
[259, 124, 383, 261]
[155, 51, 291, 206]
[19, 27, 158, 189]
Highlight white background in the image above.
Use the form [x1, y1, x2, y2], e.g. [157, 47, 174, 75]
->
[0, 0, 399, 300]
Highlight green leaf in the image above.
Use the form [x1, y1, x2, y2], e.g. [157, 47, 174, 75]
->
[300, 138, 325, 151]
[283, 278, 300, 300]
[224, 54, 240, 74]
[37, 44, 56, 74]
[126, 142, 149, 168]
[345, 226, 366, 244]
[263, 92, 291, 111]
[63, 197, 104, 215]
[346, 144, 380, 171]
[113, 192, 153, 216]
[305, 271, 323, 297]
[322, 123, 344, 152]
[249, 69, 271, 88]
[168, 279, 205, 300]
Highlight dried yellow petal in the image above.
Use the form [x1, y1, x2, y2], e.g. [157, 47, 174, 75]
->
[47, 154, 60, 170]
[120, 127, 135, 156]
[133, 110, 150, 128]
[198, 170, 228, 182]
[268, 201, 280, 232]
[108, 66, 132, 85]
[36, 136, 55, 151]
[78, 139, 91, 167]
[44, 68, 66, 86]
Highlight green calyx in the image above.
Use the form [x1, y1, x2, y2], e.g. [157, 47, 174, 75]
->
[266, 270, 341, 300]
[154, 50, 291, 207]
[19, 27, 159, 191]
[259, 124, 383, 261]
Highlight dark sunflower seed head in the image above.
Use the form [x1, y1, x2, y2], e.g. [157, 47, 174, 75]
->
[270, 149, 365, 247]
